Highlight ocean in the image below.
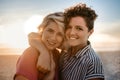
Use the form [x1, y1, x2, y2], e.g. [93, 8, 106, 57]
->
[0, 50, 120, 80]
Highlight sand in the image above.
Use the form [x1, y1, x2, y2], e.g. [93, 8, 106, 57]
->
[0, 55, 19, 80]
[0, 50, 120, 80]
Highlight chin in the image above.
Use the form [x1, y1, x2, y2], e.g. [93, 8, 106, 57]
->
[70, 42, 81, 47]
[69, 44, 77, 47]
[48, 46, 56, 50]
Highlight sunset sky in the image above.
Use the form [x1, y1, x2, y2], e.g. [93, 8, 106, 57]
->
[0, 0, 120, 52]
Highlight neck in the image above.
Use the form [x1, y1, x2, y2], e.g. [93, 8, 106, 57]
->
[70, 43, 88, 56]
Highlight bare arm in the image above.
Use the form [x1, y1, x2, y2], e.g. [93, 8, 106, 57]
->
[89, 78, 104, 80]
[28, 32, 51, 73]
[28, 32, 48, 53]
[14, 75, 28, 80]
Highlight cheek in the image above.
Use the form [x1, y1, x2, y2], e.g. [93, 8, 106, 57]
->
[41, 32, 47, 41]
[42, 30, 51, 37]
[65, 30, 69, 37]
[41, 35, 45, 42]
[65, 29, 69, 34]
[57, 37, 63, 43]
[82, 33, 89, 41]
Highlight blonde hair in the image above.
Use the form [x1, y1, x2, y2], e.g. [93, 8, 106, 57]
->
[38, 12, 65, 33]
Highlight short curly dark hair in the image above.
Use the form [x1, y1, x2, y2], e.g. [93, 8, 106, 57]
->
[64, 3, 98, 31]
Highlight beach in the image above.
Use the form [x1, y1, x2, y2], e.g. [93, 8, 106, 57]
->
[98, 50, 120, 80]
[0, 55, 19, 80]
[0, 50, 120, 80]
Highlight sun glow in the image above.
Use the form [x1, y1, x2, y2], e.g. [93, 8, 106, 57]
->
[24, 15, 43, 35]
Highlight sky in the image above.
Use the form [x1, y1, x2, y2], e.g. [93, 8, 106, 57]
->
[0, 0, 120, 51]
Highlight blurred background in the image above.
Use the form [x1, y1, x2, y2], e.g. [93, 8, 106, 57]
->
[0, 0, 120, 80]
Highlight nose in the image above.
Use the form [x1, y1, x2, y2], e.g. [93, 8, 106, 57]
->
[50, 34, 56, 41]
[70, 28, 76, 35]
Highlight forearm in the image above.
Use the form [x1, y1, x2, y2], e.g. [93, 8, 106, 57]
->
[28, 32, 51, 73]
[28, 32, 49, 54]
[14, 75, 29, 80]
[35, 42, 51, 73]
[88, 78, 104, 80]
[33, 41, 49, 55]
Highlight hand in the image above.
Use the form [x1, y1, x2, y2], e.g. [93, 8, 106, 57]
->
[28, 32, 41, 47]
[28, 32, 41, 38]
[59, 39, 70, 53]
[28, 32, 45, 52]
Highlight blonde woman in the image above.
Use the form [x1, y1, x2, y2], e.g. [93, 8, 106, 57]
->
[14, 12, 65, 80]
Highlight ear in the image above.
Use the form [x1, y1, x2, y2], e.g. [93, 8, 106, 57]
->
[88, 29, 94, 36]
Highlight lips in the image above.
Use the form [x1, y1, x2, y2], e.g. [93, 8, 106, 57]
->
[47, 40, 56, 46]
[69, 36, 78, 40]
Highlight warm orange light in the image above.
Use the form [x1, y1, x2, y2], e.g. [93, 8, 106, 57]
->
[24, 15, 43, 35]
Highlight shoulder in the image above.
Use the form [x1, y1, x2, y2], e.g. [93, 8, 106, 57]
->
[86, 49, 100, 59]
[23, 47, 39, 54]
[84, 49, 103, 65]
[15, 47, 39, 80]
[17, 47, 39, 65]
[85, 50, 103, 68]
[22, 47, 39, 58]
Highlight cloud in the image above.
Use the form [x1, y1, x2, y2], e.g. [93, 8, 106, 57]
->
[95, 20, 120, 38]
[0, 17, 29, 48]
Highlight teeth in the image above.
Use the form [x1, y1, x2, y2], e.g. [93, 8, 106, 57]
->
[48, 41, 55, 45]
[70, 37, 76, 39]
[49, 42, 55, 45]
[47, 40, 56, 45]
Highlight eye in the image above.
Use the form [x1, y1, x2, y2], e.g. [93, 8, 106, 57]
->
[76, 26, 83, 31]
[47, 28, 54, 33]
[57, 32, 63, 37]
[66, 25, 72, 29]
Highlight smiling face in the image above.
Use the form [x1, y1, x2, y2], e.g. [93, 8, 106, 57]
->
[65, 16, 93, 48]
[41, 21, 64, 50]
